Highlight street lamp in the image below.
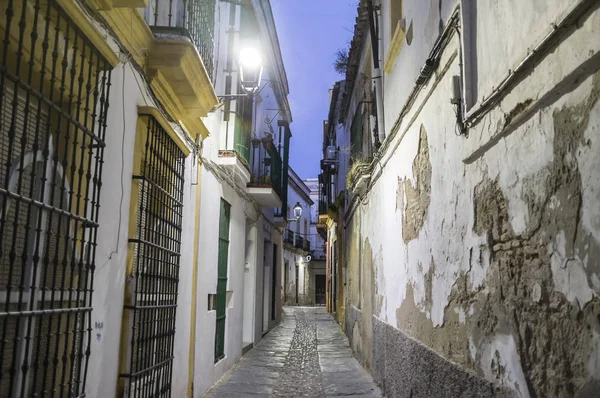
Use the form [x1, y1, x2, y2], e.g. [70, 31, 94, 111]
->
[284, 202, 303, 223]
[292, 202, 303, 221]
[239, 47, 263, 95]
[217, 47, 264, 102]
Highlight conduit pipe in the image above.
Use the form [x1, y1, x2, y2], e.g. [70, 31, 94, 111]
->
[464, 0, 599, 127]
[367, 0, 386, 144]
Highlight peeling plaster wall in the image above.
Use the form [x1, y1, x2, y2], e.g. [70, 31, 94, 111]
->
[344, 4, 600, 397]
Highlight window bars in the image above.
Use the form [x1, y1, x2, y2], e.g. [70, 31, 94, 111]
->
[0, 0, 112, 396]
[249, 141, 283, 199]
[120, 115, 185, 397]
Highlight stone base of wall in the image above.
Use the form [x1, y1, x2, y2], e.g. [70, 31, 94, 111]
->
[345, 307, 513, 398]
[345, 305, 364, 365]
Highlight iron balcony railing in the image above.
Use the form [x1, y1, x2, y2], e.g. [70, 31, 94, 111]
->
[318, 199, 328, 216]
[248, 138, 283, 199]
[284, 229, 295, 245]
[318, 172, 330, 216]
[295, 236, 304, 250]
[144, 0, 216, 81]
[303, 239, 311, 253]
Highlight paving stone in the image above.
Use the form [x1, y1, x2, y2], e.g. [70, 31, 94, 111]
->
[205, 307, 382, 398]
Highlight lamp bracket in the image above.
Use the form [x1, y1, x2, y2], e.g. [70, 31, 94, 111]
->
[219, 0, 246, 6]
[218, 94, 250, 102]
[264, 109, 284, 125]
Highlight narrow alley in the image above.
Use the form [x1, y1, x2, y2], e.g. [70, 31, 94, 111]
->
[0, 0, 599, 397]
[206, 307, 381, 398]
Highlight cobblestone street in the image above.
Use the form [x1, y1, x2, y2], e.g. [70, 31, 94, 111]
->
[206, 307, 382, 397]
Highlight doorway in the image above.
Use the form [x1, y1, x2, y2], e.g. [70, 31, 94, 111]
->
[315, 274, 326, 306]
[284, 260, 289, 304]
[271, 244, 278, 320]
[295, 265, 299, 304]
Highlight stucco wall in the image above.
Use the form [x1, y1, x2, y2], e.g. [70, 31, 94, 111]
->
[88, 63, 199, 397]
[194, 163, 247, 396]
[345, 3, 600, 397]
[380, 0, 455, 136]
[88, 64, 138, 398]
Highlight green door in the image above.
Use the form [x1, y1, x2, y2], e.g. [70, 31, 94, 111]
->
[215, 199, 231, 362]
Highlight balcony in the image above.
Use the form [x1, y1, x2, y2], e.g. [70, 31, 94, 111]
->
[247, 138, 283, 208]
[284, 230, 295, 245]
[144, 0, 218, 131]
[87, 0, 218, 137]
[218, 97, 252, 186]
[318, 199, 329, 217]
[295, 236, 305, 251]
[303, 239, 311, 253]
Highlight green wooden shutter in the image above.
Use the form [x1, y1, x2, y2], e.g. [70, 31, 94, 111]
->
[350, 106, 363, 163]
[215, 199, 231, 362]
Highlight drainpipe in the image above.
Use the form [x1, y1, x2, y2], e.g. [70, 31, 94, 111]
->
[367, 0, 386, 145]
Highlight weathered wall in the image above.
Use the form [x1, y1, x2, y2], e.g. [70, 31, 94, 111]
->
[464, 0, 573, 109]
[344, 3, 600, 397]
[380, 0, 456, 136]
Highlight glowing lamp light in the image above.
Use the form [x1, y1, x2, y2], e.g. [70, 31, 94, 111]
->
[239, 47, 263, 95]
[293, 202, 303, 221]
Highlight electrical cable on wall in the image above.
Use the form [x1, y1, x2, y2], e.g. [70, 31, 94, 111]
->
[107, 60, 128, 261]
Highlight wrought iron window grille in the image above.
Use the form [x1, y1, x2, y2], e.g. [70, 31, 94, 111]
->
[119, 114, 185, 397]
[0, 1, 112, 396]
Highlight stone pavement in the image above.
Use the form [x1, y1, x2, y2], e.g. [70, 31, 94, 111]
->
[205, 307, 382, 397]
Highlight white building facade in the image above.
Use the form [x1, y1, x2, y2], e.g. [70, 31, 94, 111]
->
[331, 0, 600, 397]
[195, 0, 293, 394]
[0, 0, 292, 397]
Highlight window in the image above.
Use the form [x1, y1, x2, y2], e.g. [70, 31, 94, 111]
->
[234, 94, 253, 164]
[215, 199, 231, 362]
[0, 1, 112, 395]
[350, 106, 364, 162]
[385, 0, 407, 73]
[120, 113, 186, 396]
[390, 0, 404, 38]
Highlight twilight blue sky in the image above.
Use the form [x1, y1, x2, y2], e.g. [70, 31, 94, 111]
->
[270, 1, 357, 180]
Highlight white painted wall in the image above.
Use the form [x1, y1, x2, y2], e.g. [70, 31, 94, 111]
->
[88, 63, 138, 398]
[345, 1, 600, 395]
[194, 161, 247, 396]
[33, 0, 292, 396]
[243, 223, 258, 344]
[380, 0, 455, 136]
[88, 61, 198, 397]
[465, 0, 572, 109]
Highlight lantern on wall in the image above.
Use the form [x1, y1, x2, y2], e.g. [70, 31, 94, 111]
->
[293, 202, 303, 221]
[239, 47, 263, 95]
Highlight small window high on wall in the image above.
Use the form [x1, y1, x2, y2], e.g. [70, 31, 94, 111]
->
[390, 0, 403, 39]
